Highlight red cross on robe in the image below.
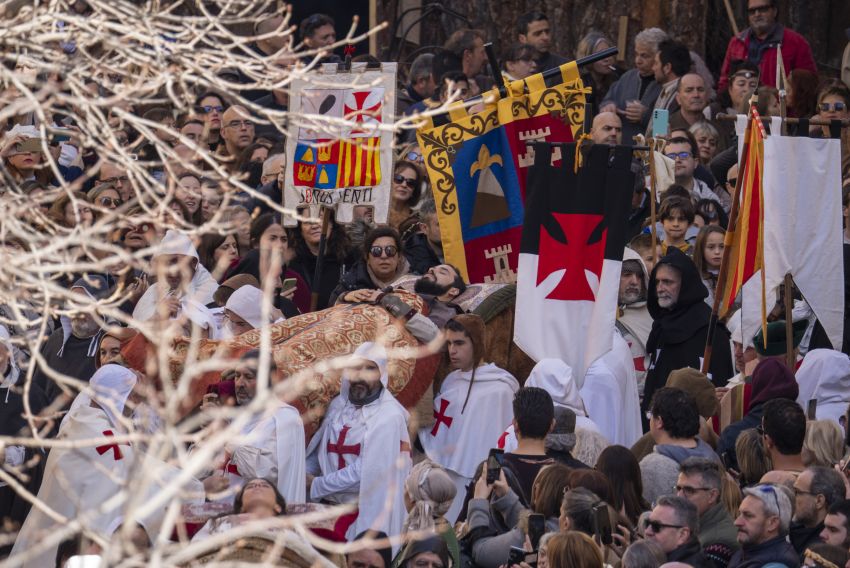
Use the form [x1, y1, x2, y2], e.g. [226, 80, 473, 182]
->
[431, 399, 454, 436]
[96, 430, 129, 461]
[327, 425, 361, 470]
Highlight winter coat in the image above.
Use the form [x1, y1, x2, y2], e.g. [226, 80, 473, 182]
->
[727, 535, 799, 568]
[639, 438, 720, 505]
[718, 25, 816, 92]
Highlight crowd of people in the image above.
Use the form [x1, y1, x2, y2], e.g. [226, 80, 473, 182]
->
[2, 0, 850, 567]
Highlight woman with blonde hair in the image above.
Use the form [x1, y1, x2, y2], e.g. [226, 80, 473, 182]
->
[802, 420, 845, 468]
[396, 460, 459, 568]
[735, 428, 772, 487]
[547, 532, 604, 568]
[575, 31, 618, 109]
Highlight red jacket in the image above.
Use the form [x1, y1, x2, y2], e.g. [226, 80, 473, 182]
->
[718, 25, 816, 91]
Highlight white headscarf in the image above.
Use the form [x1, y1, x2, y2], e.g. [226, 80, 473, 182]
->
[797, 349, 850, 424]
[155, 229, 199, 259]
[64, 364, 137, 431]
[526, 358, 587, 417]
[224, 285, 280, 330]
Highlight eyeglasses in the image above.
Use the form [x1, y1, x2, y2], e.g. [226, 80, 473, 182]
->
[726, 178, 737, 187]
[794, 487, 816, 497]
[99, 197, 123, 207]
[393, 173, 417, 189]
[369, 245, 398, 258]
[200, 105, 224, 114]
[101, 175, 129, 185]
[225, 120, 254, 129]
[747, 5, 773, 15]
[674, 485, 713, 497]
[129, 222, 152, 233]
[665, 151, 692, 160]
[646, 520, 684, 533]
[819, 102, 847, 112]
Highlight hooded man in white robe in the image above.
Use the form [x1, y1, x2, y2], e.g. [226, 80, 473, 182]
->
[221, 284, 285, 338]
[498, 358, 602, 452]
[10, 365, 202, 566]
[419, 314, 519, 523]
[199, 350, 306, 505]
[306, 342, 412, 543]
[132, 229, 219, 337]
[796, 349, 850, 425]
[617, 248, 653, 397]
[580, 331, 643, 448]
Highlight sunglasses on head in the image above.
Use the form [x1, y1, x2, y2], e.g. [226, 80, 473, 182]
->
[200, 105, 224, 114]
[393, 173, 417, 189]
[819, 102, 847, 112]
[405, 151, 422, 162]
[369, 245, 398, 258]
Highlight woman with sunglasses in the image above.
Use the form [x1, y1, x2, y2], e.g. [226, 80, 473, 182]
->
[389, 160, 424, 232]
[88, 182, 123, 221]
[329, 226, 409, 306]
[811, 83, 850, 139]
[194, 91, 226, 152]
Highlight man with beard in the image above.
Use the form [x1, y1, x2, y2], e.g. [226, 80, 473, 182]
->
[617, 248, 653, 398]
[413, 264, 467, 328]
[306, 342, 411, 541]
[729, 484, 798, 568]
[32, 275, 113, 407]
[642, 248, 734, 425]
[199, 350, 305, 505]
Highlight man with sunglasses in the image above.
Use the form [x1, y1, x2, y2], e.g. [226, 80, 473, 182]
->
[730, 483, 798, 567]
[677, 458, 739, 563]
[644, 495, 711, 567]
[718, 0, 816, 92]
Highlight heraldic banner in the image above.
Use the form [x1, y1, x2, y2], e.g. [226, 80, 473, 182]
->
[416, 62, 587, 284]
[284, 62, 397, 225]
[515, 142, 635, 384]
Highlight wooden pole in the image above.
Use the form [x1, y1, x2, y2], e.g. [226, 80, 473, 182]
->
[702, 103, 756, 374]
[784, 273, 795, 372]
[648, 138, 659, 267]
[722, 0, 740, 36]
[309, 207, 333, 312]
[617, 17, 629, 64]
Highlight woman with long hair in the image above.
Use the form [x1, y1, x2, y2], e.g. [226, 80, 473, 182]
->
[389, 160, 424, 232]
[287, 209, 352, 310]
[575, 31, 619, 113]
[693, 225, 725, 307]
[226, 212, 310, 315]
[197, 233, 241, 282]
[547, 532, 604, 568]
[595, 445, 650, 526]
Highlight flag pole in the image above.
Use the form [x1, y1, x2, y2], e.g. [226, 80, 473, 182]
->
[309, 206, 333, 312]
[484, 43, 507, 99]
[648, 138, 659, 267]
[701, 100, 757, 374]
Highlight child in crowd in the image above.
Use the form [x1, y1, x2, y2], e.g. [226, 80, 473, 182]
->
[693, 225, 725, 306]
[658, 196, 695, 256]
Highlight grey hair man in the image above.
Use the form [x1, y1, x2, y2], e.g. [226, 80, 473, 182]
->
[790, 466, 847, 555]
[729, 484, 798, 568]
[677, 458, 739, 560]
[645, 495, 710, 566]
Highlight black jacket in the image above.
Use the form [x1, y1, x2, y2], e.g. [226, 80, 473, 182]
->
[328, 259, 376, 305]
[727, 535, 800, 568]
[643, 249, 734, 415]
[789, 521, 824, 556]
[288, 250, 348, 312]
[403, 232, 441, 276]
[668, 536, 714, 568]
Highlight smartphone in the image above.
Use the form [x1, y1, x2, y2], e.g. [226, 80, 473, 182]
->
[508, 547, 537, 568]
[592, 503, 613, 545]
[528, 513, 545, 550]
[486, 448, 504, 484]
[651, 108, 669, 138]
[807, 399, 817, 420]
[281, 278, 297, 293]
[205, 379, 236, 401]
[16, 138, 42, 153]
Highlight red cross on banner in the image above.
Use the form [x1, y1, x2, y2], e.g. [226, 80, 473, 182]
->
[327, 425, 361, 469]
[431, 399, 454, 436]
[96, 430, 128, 461]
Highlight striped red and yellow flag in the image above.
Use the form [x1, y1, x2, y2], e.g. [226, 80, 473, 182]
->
[338, 137, 381, 187]
[719, 109, 767, 338]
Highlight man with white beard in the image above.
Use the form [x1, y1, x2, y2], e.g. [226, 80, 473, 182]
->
[616, 248, 653, 398]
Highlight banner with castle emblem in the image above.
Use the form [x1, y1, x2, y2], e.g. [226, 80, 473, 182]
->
[416, 61, 586, 284]
[284, 63, 396, 225]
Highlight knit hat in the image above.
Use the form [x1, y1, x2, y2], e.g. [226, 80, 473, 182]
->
[213, 273, 260, 307]
[666, 368, 719, 418]
[749, 358, 799, 410]
[752, 320, 807, 357]
[448, 313, 486, 365]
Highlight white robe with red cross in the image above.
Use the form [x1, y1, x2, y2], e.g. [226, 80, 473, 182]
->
[306, 387, 411, 541]
[418, 363, 519, 521]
